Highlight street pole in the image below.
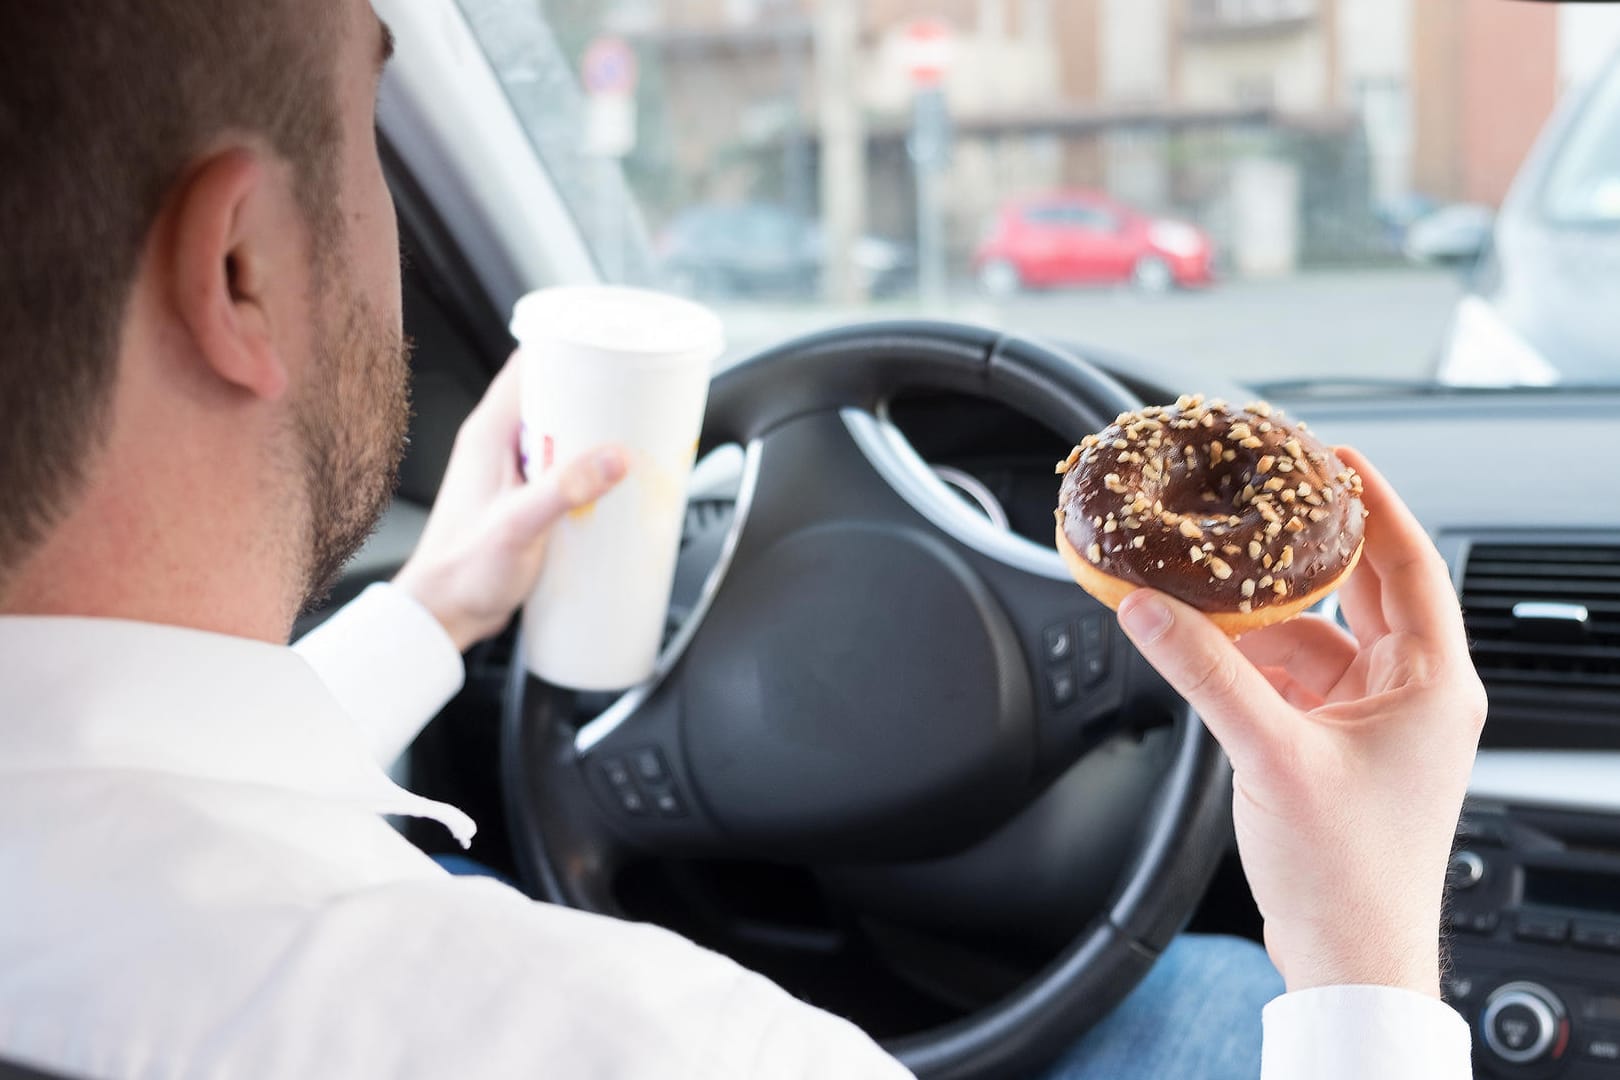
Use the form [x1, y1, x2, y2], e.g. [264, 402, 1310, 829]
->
[816, 0, 866, 306]
[910, 87, 951, 311]
[597, 157, 622, 283]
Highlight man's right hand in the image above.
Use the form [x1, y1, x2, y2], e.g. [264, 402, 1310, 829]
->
[1115, 447, 1487, 999]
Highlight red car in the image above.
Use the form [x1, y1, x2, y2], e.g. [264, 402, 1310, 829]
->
[974, 191, 1215, 294]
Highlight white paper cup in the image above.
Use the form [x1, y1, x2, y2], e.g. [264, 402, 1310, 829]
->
[512, 286, 724, 691]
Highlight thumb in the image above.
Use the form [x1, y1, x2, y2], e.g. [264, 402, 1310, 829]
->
[494, 445, 629, 551]
[1117, 589, 1290, 771]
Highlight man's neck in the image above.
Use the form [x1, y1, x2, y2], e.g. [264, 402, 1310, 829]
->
[2, 475, 301, 645]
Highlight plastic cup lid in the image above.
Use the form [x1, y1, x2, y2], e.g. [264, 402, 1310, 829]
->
[510, 286, 726, 362]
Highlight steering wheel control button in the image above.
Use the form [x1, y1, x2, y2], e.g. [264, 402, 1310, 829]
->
[1048, 668, 1078, 708]
[1572, 918, 1620, 952]
[652, 790, 686, 818]
[632, 748, 669, 784]
[1042, 623, 1074, 663]
[603, 758, 633, 789]
[1482, 982, 1567, 1066]
[600, 757, 649, 816]
[1447, 849, 1485, 890]
[1514, 911, 1570, 945]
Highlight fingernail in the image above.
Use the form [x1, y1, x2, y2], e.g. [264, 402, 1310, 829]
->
[595, 448, 628, 484]
[1119, 592, 1173, 644]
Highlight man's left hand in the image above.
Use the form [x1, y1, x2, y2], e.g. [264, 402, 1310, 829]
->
[394, 357, 627, 652]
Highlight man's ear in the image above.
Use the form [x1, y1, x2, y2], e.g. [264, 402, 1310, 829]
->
[167, 148, 294, 402]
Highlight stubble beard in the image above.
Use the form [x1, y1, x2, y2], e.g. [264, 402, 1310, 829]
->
[293, 275, 412, 617]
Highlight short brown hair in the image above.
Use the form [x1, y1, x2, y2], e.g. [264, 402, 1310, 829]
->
[0, 1, 345, 583]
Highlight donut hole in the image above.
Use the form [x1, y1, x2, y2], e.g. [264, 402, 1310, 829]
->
[1156, 452, 1262, 520]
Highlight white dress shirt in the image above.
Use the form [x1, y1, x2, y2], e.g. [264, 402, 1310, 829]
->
[0, 584, 1471, 1079]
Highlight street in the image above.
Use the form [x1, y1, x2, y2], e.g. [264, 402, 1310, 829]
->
[714, 267, 1465, 391]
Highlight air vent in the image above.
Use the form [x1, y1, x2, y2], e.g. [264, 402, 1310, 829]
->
[1460, 542, 1620, 724]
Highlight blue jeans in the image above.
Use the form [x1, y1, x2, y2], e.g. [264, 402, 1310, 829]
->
[433, 858, 1280, 1078]
[1041, 934, 1282, 1079]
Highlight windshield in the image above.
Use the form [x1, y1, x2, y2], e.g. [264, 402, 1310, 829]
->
[458, 0, 1620, 391]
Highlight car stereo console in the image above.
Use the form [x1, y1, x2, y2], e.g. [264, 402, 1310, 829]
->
[1446, 806, 1620, 1078]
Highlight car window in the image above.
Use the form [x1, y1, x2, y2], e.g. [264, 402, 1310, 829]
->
[455, 0, 1620, 390]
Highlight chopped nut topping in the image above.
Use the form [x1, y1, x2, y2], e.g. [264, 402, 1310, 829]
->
[1241, 579, 1256, 598]
[1189, 547, 1205, 562]
[1087, 543, 1102, 563]
[1113, 439, 1129, 451]
[1248, 540, 1263, 558]
[1223, 544, 1242, 557]
[1264, 520, 1282, 539]
[1229, 422, 1253, 440]
[1056, 446, 1082, 474]
[1178, 519, 1205, 539]
[1284, 439, 1305, 461]
[1308, 507, 1330, 523]
[1263, 477, 1286, 493]
[1208, 556, 1233, 580]
[1285, 517, 1307, 534]
[1274, 579, 1289, 596]
[1259, 574, 1274, 588]
[1238, 600, 1253, 614]
[1257, 455, 1277, 474]
[1131, 535, 1146, 549]
[1276, 459, 1295, 473]
[1240, 437, 1264, 449]
[1278, 545, 1295, 569]
[1104, 520, 1117, 533]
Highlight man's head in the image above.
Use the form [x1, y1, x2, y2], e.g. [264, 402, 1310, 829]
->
[0, 0, 407, 631]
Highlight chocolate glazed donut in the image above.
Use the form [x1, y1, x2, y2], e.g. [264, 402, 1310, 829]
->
[1054, 395, 1366, 635]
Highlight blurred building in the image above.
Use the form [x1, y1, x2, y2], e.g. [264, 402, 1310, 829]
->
[583, 0, 1607, 280]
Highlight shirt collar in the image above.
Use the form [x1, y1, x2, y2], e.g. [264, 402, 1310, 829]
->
[0, 616, 475, 846]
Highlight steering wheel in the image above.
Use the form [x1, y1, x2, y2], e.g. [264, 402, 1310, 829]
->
[501, 321, 1232, 1080]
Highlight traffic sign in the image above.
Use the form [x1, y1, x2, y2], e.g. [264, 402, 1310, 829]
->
[899, 16, 955, 88]
[582, 36, 639, 159]
[582, 36, 638, 98]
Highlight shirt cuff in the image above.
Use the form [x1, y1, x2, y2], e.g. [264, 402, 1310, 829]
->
[294, 583, 466, 766]
[1262, 985, 1473, 1080]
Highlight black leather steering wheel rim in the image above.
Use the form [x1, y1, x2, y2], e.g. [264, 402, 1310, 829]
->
[500, 321, 1233, 1080]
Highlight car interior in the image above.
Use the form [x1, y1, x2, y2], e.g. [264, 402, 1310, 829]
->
[316, 70, 1620, 1080]
[5, 2, 1619, 1079]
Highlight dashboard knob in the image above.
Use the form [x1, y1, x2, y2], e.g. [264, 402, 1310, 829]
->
[1482, 981, 1567, 1066]
[1448, 849, 1485, 890]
